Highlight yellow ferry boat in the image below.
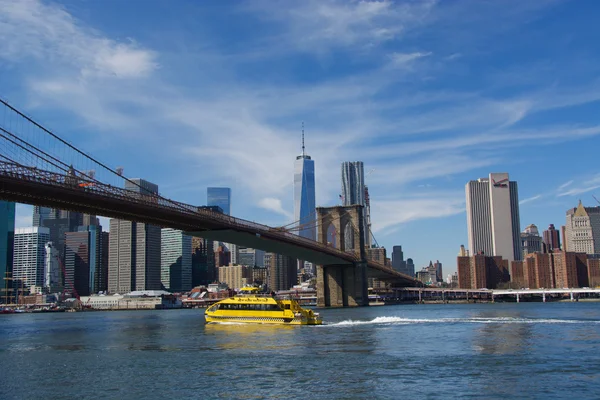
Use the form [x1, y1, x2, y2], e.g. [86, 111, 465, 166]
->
[204, 287, 322, 325]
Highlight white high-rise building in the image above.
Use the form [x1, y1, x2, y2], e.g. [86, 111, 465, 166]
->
[465, 173, 522, 261]
[161, 229, 192, 292]
[13, 227, 50, 291]
[44, 242, 62, 293]
[565, 201, 600, 254]
[108, 178, 161, 294]
[237, 247, 265, 267]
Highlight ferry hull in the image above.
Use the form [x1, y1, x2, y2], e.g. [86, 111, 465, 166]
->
[205, 314, 321, 325]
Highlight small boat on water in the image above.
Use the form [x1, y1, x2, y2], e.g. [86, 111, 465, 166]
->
[205, 287, 322, 325]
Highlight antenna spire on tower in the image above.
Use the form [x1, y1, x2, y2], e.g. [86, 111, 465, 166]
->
[301, 121, 305, 156]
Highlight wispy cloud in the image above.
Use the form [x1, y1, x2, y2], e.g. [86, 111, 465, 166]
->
[557, 174, 600, 197]
[371, 193, 465, 234]
[2, 0, 598, 245]
[258, 198, 293, 219]
[0, 0, 157, 79]
[245, 0, 436, 52]
[520, 194, 542, 205]
[557, 180, 573, 191]
[388, 51, 432, 68]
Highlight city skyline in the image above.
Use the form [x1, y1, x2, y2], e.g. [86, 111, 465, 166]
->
[3, 0, 600, 274]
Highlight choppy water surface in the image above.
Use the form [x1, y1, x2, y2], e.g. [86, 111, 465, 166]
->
[1, 303, 600, 399]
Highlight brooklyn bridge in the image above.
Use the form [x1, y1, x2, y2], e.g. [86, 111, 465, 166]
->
[0, 98, 422, 307]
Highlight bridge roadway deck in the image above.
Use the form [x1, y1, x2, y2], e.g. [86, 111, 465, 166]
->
[0, 162, 419, 287]
[393, 287, 600, 296]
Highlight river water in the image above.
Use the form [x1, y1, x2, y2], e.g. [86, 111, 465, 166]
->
[1, 303, 600, 399]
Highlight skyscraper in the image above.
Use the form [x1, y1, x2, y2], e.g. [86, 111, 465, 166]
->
[521, 224, 543, 258]
[108, 178, 161, 293]
[391, 245, 407, 274]
[65, 225, 109, 296]
[341, 161, 370, 246]
[543, 224, 561, 252]
[465, 173, 522, 262]
[207, 187, 231, 215]
[161, 228, 192, 292]
[565, 201, 600, 254]
[191, 236, 215, 287]
[108, 220, 161, 294]
[13, 227, 50, 292]
[293, 127, 316, 241]
[32, 206, 51, 227]
[341, 162, 365, 206]
[265, 253, 297, 292]
[0, 201, 15, 302]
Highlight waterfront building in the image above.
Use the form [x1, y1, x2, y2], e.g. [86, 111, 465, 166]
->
[415, 269, 431, 285]
[456, 254, 509, 289]
[0, 201, 15, 301]
[521, 224, 543, 258]
[161, 229, 192, 292]
[218, 264, 251, 290]
[191, 236, 215, 287]
[265, 253, 297, 292]
[552, 251, 588, 289]
[565, 201, 600, 254]
[65, 225, 109, 296]
[252, 266, 268, 287]
[44, 242, 62, 293]
[108, 178, 161, 294]
[367, 247, 388, 289]
[341, 161, 370, 247]
[561, 225, 568, 251]
[588, 258, 600, 287]
[524, 253, 554, 289]
[207, 187, 231, 215]
[543, 224, 561, 252]
[13, 227, 50, 292]
[108, 219, 161, 294]
[465, 173, 521, 261]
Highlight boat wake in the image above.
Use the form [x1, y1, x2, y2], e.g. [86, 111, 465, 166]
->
[325, 316, 600, 327]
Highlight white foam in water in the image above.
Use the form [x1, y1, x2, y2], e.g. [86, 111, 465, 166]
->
[325, 316, 600, 327]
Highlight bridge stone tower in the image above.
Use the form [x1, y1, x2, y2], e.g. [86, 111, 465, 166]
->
[316, 205, 369, 307]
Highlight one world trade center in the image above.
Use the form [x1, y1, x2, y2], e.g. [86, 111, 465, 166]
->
[293, 125, 316, 245]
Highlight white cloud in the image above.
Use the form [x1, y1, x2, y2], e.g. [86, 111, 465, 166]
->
[4, 0, 600, 239]
[0, 0, 157, 79]
[557, 174, 600, 197]
[388, 51, 432, 68]
[245, 0, 436, 51]
[258, 197, 293, 219]
[371, 194, 465, 233]
[519, 194, 542, 205]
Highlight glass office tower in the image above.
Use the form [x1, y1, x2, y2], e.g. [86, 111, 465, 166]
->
[207, 187, 231, 215]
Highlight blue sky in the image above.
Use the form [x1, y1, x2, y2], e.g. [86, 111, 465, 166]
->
[2, 0, 600, 276]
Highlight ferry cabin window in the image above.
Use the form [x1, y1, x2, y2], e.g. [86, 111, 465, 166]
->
[221, 303, 281, 311]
